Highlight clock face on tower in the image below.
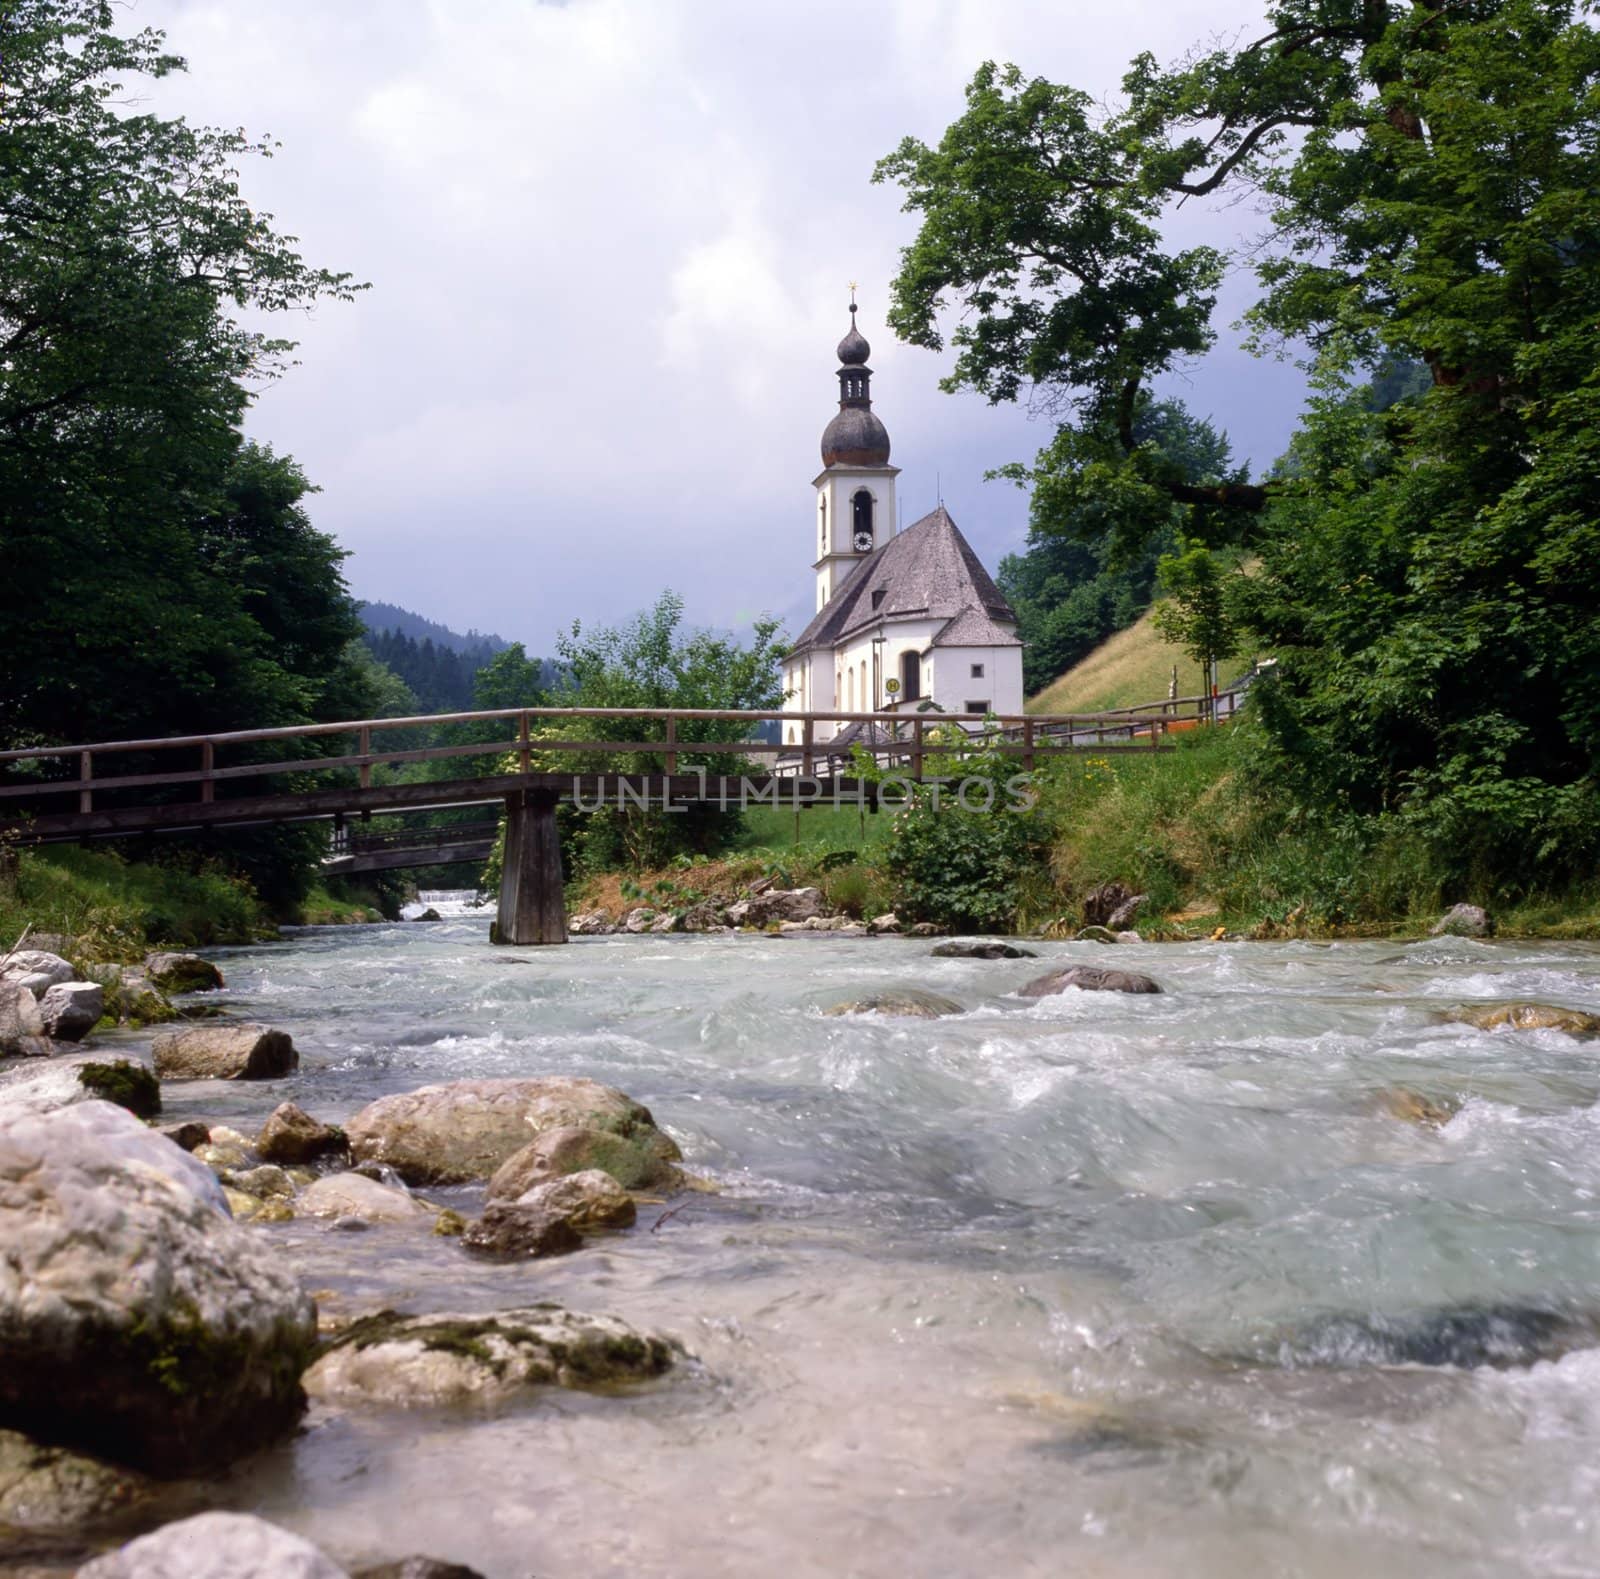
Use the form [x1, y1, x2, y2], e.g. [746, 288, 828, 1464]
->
[853, 530, 873, 553]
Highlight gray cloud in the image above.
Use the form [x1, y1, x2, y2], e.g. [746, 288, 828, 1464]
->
[137, 0, 1304, 650]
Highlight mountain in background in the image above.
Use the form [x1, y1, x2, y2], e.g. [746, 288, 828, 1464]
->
[358, 601, 511, 656]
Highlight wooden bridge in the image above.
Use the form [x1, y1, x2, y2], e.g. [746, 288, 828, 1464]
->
[0, 700, 1205, 945]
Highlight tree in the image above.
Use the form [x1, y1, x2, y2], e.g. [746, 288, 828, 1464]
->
[878, 2, 1600, 891]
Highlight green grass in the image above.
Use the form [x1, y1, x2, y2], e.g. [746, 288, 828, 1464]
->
[0, 846, 268, 958]
[734, 803, 893, 854]
[1029, 608, 1253, 714]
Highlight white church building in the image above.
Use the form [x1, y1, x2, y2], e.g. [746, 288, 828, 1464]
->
[780, 301, 1024, 750]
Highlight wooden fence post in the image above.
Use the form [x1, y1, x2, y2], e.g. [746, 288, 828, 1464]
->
[200, 742, 214, 803]
[358, 726, 372, 790]
[664, 716, 678, 775]
[801, 717, 814, 777]
[78, 751, 92, 814]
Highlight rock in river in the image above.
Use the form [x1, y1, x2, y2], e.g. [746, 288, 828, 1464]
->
[38, 981, 104, 1042]
[460, 1202, 583, 1259]
[515, 1168, 636, 1232]
[1442, 1001, 1600, 1039]
[303, 1306, 679, 1409]
[77, 1511, 345, 1578]
[256, 1100, 346, 1164]
[346, 1076, 680, 1186]
[298, 1172, 430, 1225]
[0, 1101, 315, 1476]
[1019, 964, 1162, 997]
[151, 1023, 297, 1081]
[823, 989, 964, 1019]
[1429, 903, 1493, 938]
[0, 1427, 155, 1533]
[0, 981, 51, 1058]
[142, 953, 225, 994]
[930, 941, 1037, 959]
[486, 1122, 680, 1197]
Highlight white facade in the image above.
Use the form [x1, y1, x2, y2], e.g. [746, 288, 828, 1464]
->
[812, 463, 900, 610]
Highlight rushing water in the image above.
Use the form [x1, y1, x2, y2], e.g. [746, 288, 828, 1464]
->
[115, 899, 1600, 1576]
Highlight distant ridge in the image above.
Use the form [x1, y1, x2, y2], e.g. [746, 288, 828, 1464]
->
[359, 600, 511, 657]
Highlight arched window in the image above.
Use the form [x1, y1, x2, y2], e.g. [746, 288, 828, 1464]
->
[818, 496, 827, 553]
[860, 659, 868, 710]
[852, 489, 874, 542]
[899, 649, 921, 702]
[846, 668, 855, 711]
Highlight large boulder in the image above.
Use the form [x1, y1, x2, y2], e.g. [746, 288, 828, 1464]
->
[1019, 964, 1163, 997]
[0, 1102, 315, 1475]
[0, 980, 51, 1057]
[151, 1024, 297, 1082]
[142, 954, 225, 994]
[930, 941, 1036, 959]
[1430, 903, 1493, 939]
[740, 887, 824, 927]
[0, 1428, 155, 1533]
[486, 1123, 681, 1198]
[38, 981, 104, 1042]
[303, 1307, 678, 1408]
[298, 1172, 429, 1225]
[460, 1203, 583, 1259]
[76, 1511, 345, 1578]
[1443, 1001, 1600, 1039]
[346, 1076, 680, 1186]
[256, 1101, 345, 1165]
[76, 1062, 161, 1120]
[823, 989, 964, 1019]
[1081, 882, 1137, 929]
[568, 910, 614, 936]
[1, 950, 76, 997]
[515, 1169, 636, 1232]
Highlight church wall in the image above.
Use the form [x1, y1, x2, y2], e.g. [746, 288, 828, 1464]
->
[929, 642, 1025, 718]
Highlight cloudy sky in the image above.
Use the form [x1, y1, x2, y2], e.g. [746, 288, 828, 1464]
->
[137, 0, 1305, 653]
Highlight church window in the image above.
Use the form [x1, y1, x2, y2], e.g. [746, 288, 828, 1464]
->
[970, 662, 985, 679]
[847, 668, 855, 711]
[860, 659, 868, 709]
[852, 490, 874, 539]
[899, 649, 921, 701]
[965, 699, 990, 716]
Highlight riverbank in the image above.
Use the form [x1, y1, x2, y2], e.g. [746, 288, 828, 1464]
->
[7, 911, 1600, 1575]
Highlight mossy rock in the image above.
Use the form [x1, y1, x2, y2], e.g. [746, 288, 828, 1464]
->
[823, 989, 964, 1019]
[76, 1062, 160, 1121]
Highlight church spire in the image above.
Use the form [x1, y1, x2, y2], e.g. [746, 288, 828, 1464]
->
[820, 293, 891, 468]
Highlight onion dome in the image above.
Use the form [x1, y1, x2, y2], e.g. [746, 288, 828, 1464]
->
[821, 406, 891, 468]
[837, 303, 871, 366]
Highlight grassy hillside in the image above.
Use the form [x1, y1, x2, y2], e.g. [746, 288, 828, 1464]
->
[1028, 608, 1251, 714]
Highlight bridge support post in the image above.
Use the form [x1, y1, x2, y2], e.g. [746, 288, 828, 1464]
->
[494, 790, 566, 945]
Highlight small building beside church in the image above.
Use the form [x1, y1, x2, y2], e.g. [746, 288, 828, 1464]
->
[780, 303, 1024, 749]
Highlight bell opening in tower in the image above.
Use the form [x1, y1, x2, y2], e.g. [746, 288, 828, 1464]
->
[852, 489, 874, 550]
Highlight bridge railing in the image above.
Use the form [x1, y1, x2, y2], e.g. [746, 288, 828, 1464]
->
[0, 699, 1216, 824]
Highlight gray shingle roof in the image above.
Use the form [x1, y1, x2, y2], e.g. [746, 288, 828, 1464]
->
[788, 505, 1018, 657]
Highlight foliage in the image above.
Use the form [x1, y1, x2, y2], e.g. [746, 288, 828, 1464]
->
[0, 846, 266, 956]
[1149, 542, 1245, 694]
[878, 726, 1045, 931]
[879, 1, 1600, 894]
[0, 1, 371, 906]
[997, 397, 1242, 691]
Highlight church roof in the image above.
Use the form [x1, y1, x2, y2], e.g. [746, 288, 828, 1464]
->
[788, 505, 1020, 656]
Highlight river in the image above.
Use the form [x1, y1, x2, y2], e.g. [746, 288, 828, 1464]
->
[129, 897, 1600, 1577]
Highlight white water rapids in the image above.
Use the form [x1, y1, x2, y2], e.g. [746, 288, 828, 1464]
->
[118, 897, 1600, 1576]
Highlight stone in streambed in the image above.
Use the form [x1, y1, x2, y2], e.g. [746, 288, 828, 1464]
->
[353, 1559, 488, 1579]
[76, 1511, 345, 1578]
[157, 1120, 210, 1153]
[823, 989, 964, 1019]
[486, 1122, 680, 1199]
[345, 1076, 680, 1186]
[75, 1062, 160, 1120]
[0, 1101, 315, 1476]
[303, 1307, 679, 1408]
[1374, 1087, 1461, 1128]
[930, 940, 1037, 959]
[142, 953, 225, 994]
[151, 1024, 297, 1081]
[1442, 1001, 1600, 1039]
[256, 1100, 346, 1164]
[0, 980, 51, 1058]
[38, 982, 104, 1042]
[0, 1428, 157, 1533]
[460, 1203, 583, 1259]
[1261, 1304, 1600, 1370]
[298, 1172, 430, 1225]
[222, 1164, 294, 1200]
[0, 950, 76, 997]
[1074, 925, 1119, 945]
[516, 1169, 636, 1232]
[1018, 964, 1162, 997]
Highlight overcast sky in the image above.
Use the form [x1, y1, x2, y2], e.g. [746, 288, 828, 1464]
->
[136, 0, 1306, 653]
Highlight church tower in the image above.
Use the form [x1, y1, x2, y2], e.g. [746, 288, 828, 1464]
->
[813, 297, 899, 610]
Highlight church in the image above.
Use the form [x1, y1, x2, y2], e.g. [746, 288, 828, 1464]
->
[780, 300, 1025, 750]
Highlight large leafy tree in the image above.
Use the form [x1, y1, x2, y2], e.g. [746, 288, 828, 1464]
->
[0, 0, 363, 747]
[878, 1, 1600, 890]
